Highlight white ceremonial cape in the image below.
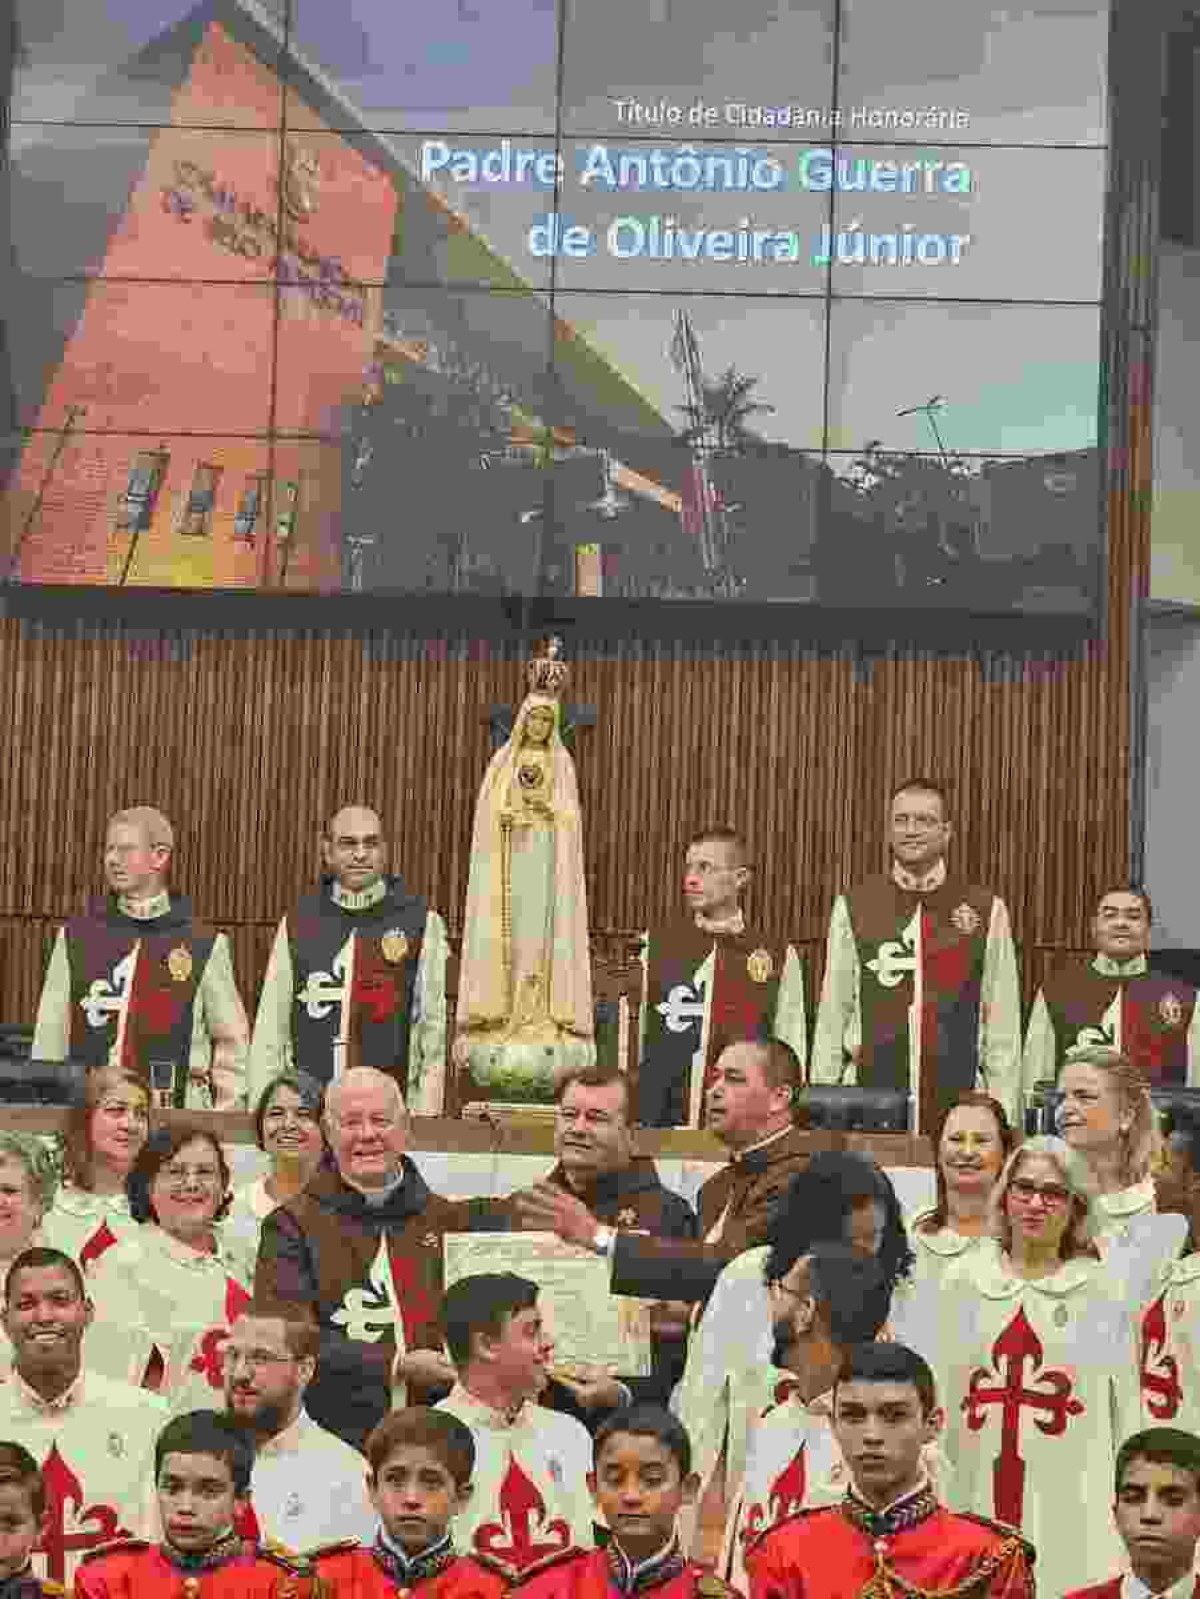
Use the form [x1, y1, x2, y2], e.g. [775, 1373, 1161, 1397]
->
[889, 1211, 988, 1366]
[40, 1187, 140, 1274]
[249, 1406, 377, 1551]
[931, 1238, 1141, 1599]
[436, 1384, 594, 1577]
[1139, 1251, 1200, 1437]
[0, 1368, 166, 1587]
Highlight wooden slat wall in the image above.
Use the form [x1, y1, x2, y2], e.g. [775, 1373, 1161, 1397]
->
[0, 0, 1164, 1040]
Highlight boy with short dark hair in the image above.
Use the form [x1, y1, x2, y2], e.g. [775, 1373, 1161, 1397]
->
[310, 1408, 508, 1598]
[514, 1405, 741, 1599]
[73, 1412, 313, 1597]
[1064, 1427, 1200, 1599]
[0, 1441, 62, 1597]
[745, 1344, 1034, 1599]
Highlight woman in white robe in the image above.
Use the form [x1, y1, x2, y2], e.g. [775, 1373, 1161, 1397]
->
[40, 1064, 150, 1271]
[932, 1135, 1142, 1599]
[223, 1071, 324, 1279]
[0, 1132, 58, 1374]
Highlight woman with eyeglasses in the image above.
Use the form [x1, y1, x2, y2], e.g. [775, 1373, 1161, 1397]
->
[39, 1063, 151, 1271]
[222, 1073, 325, 1280]
[929, 1135, 1141, 1599]
[82, 1124, 251, 1411]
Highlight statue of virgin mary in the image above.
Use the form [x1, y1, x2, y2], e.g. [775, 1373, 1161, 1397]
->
[454, 642, 595, 1103]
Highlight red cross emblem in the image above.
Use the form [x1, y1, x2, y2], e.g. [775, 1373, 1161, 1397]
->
[188, 1277, 253, 1390]
[1140, 1293, 1184, 1420]
[962, 1306, 1085, 1528]
[474, 1454, 571, 1574]
[36, 1444, 132, 1584]
[78, 1220, 118, 1273]
[741, 1445, 807, 1547]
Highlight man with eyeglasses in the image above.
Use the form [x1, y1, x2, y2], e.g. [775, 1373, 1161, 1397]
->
[254, 1067, 471, 1451]
[31, 805, 249, 1108]
[248, 805, 449, 1114]
[223, 1309, 376, 1550]
[810, 777, 1022, 1134]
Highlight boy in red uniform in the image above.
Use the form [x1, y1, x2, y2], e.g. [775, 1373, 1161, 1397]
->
[745, 1344, 1034, 1599]
[309, 1408, 509, 1598]
[1064, 1427, 1200, 1599]
[73, 1411, 312, 1598]
[0, 1442, 62, 1598]
[514, 1405, 740, 1599]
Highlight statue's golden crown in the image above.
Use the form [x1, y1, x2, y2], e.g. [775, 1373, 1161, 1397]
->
[525, 636, 569, 697]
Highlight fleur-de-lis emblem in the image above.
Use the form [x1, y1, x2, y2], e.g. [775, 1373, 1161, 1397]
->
[331, 1237, 398, 1343]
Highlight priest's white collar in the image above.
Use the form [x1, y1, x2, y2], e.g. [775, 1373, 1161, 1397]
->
[694, 908, 745, 936]
[448, 1380, 527, 1430]
[1095, 1176, 1156, 1219]
[256, 1404, 313, 1458]
[1093, 952, 1150, 978]
[891, 858, 947, 894]
[117, 890, 171, 920]
[331, 879, 388, 911]
[1124, 1569, 1197, 1599]
[10, 1365, 84, 1414]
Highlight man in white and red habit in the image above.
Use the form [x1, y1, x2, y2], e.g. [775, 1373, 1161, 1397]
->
[0, 1248, 167, 1590]
[810, 777, 1023, 1134]
[1138, 1249, 1200, 1437]
[1025, 887, 1199, 1088]
[637, 828, 807, 1128]
[435, 1273, 596, 1582]
[719, 1245, 894, 1588]
[248, 805, 448, 1114]
[31, 806, 248, 1110]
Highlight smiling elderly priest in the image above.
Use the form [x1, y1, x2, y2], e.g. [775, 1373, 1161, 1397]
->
[1024, 887, 1199, 1086]
[248, 805, 449, 1113]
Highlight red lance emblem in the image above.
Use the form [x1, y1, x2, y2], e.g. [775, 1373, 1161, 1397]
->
[1140, 1293, 1184, 1420]
[188, 1276, 253, 1390]
[387, 1237, 440, 1349]
[962, 1306, 1085, 1528]
[37, 1444, 132, 1584]
[78, 1220, 119, 1273]
[741, 1445, 807, 1547]
[474, 1454, 572, 1573]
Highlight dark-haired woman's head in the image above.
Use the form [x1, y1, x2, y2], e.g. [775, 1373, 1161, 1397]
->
[764, 1153, 914, 1292]
[127, 1126, 231, 1245]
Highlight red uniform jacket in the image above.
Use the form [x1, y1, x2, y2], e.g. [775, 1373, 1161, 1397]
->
[514, 1547, 741, 1599]
[745, 1503, 1034, 1599]
[1065, 1583, 1200, 1599]
[310, 1544, 509, 1599]
[72, 1538, 313, 1599]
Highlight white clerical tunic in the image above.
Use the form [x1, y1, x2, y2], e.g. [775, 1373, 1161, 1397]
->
[435, 1384, 594, 1577]
[889, 1211, 987, 1366]
[83, 1224, 251, 1409]
[1139, 1251, 1200, 1438]
[0, 1367, 166, 1587]
[933, 1238, 1141, 1599]
[1092, 1181, 1188, 1310]
[249, 1406, 377, 1551]
[40, 1187, 140, 1274]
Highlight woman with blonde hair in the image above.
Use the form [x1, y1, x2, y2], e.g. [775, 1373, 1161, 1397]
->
[0, 1131, 58, 1373]
[39, 1062, 150, 1270]
[930, 1136, 1141, 1599]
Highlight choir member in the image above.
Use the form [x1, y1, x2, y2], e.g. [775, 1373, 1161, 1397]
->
[310, 1409, 509, 1599]
[435, 1274, 595, 1580]
[31, 807, 248, 1109]
[0, 1443, 64, 1599]
[810, 778, 1023, 1131]
[223, 1073, 325, 1279]
[0, 1248, 167, 1589]
[637, 827, 806, 1128]
[83, 1125, 251, 1402]
[38, 1065, 148, 1272]
[743, 1343, 1034, 1599]
[889, 1093, 1014, 1354]
[73, 1411, 314, 1598]
[1064, 1427, 1200, 1599]
[1056, 1047, 1191, 1298]
[515, 1406, 741, 1599]
[255, 1069, 468, 1451]
[1025, 888, 1199, 1085]
[518, 1039, 810, 1309]
[248, 806, 448, 1112]
[931, 1136, 1142, 1599]
[0, 1136, 57, 1375]
[674, 1155, 913, 1568]
[719, 1246, 893, 1588]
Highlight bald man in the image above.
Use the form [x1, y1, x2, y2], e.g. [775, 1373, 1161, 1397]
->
[248, 806, 448, 1114]
[31, 805, 248, 1108]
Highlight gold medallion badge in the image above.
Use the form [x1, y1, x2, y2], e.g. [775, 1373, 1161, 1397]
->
[380, 931, 409, 964]
[617, 1207, 638, 1228]
[1160, 993, 1184, 1027]
[167, 946, 193, 983]
[747, 949, 774, 984]
[950, 903, 982, 935]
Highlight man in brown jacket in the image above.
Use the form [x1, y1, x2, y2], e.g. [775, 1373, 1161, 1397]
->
[516, 1038, 816, 1305]
[254, 1065, 468, 1450]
